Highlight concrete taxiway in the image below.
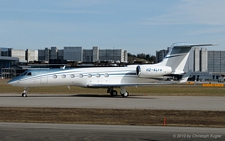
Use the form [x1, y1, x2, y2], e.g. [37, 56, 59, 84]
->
[0, 94, 224, 111]
[0, 123, 224, 141]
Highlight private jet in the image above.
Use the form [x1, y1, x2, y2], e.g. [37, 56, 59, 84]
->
[8, 43, 215, 97]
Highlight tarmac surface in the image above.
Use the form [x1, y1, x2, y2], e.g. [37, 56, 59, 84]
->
[0, 94, 224, 140]
[0, 94, 224, 111]
[0, 122, 224, 141]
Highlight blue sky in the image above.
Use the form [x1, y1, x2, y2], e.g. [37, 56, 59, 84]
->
[0, 0, 225, 55]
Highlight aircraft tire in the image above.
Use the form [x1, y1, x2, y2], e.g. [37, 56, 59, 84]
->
[121, 91, 129, 97]
[22, 93, 27, 97]
[110, 90, 118, 96]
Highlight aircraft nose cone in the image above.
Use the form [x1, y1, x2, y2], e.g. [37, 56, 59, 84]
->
[7, 79, 17, 86]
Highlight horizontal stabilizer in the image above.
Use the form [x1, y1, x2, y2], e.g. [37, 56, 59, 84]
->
[179, 70, 192, 83]
[172, 43, 218, 47]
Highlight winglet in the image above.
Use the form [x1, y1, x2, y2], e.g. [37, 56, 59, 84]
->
[179, 70, 192, 83]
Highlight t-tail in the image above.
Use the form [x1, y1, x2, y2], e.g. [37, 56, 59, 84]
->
[158, 43, 216, 74]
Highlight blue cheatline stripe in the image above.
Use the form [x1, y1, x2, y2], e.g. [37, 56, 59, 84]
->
[14, 72, 138, 82]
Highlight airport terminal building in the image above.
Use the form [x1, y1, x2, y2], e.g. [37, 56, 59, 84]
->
[0, 48, 38, 78]
[38, 46, 128, 63]
[1, 46, 128, 78]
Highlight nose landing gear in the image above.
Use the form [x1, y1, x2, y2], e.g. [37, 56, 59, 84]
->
[22, 88, 29, 97]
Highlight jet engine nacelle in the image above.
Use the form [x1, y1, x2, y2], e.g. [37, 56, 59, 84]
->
[136, 65, 172, 77]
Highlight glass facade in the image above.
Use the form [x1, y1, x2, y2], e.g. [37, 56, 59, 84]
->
[0, 48, 12, 56]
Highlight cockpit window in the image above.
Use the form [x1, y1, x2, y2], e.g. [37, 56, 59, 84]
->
[20, 71, 32, 76]
[26, 72, 32, 76]
[20, 71, 28, 76]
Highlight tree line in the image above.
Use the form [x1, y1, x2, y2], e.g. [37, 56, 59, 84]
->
[128, 53, 156, 63]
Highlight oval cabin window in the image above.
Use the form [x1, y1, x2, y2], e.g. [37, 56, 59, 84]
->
[104, 73, 109, 77]
[96, 73, 100, 78]
[70, 74, 75, 78]
[53, 75, 57, 78]
[88, 74, 92, 78]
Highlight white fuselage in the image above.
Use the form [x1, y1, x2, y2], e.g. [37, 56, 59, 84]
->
[8, 64, 172, 88]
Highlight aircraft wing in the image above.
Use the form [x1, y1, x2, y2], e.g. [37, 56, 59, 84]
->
[87, 81, 179, 88]
[87, 70, 191, 88]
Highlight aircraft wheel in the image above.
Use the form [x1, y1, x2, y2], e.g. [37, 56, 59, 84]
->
[121, 91, 129, 97]
[110, 90, 118, 96]
[22, 93, 27, 97]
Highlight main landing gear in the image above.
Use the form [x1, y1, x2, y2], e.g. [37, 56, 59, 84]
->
[22, 88, 29, 97]
[107, 87, 129, 97]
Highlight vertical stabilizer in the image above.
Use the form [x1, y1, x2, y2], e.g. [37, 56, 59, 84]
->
[158, 43, 216, 74]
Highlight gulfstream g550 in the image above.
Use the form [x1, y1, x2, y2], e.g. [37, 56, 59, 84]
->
[8, 43, 215, 97]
